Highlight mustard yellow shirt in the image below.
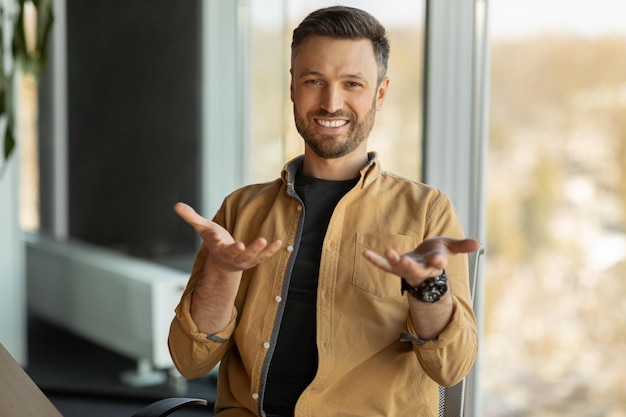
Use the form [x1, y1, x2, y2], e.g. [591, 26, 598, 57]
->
[168, 153, 478, 417]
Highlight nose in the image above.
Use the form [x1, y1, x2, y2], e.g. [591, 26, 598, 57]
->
[320, 85, 344, 114]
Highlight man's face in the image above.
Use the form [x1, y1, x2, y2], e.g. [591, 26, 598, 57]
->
[290, 36, 388, 159]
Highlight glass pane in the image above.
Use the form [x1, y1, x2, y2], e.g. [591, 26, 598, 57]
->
[249, 0, 288, 182]
[484, 1, 626, 415]
[250, 0, 425, 182]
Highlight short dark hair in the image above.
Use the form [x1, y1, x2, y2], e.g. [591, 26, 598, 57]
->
[291, 6, 390, 85]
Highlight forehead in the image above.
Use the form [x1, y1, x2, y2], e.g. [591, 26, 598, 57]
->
[292, 36, 378, 79]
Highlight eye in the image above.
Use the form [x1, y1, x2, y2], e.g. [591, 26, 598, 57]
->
[304, 79, 321, 85]
[345, 81, 363, 88]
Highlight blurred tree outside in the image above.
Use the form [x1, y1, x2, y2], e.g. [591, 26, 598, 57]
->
[484, 34, 626, 416]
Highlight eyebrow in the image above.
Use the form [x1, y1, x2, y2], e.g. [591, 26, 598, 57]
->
[298, 70, 370, 83]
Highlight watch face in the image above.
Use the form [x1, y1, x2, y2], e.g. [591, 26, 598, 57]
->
[420, 283, 447, 302]
[413, 274, 448, 303]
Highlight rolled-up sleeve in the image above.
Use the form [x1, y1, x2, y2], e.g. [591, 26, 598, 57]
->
[167, 246, 238, 379]
[401, 191, 479, 387]
[168, 294, 237, 379]
[401, 294, 478, 387]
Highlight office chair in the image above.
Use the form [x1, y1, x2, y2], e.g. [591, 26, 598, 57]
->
[131, 397, 208, 417]
[438, 247, 485, 417]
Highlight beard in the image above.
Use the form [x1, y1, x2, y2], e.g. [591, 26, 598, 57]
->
[294, 101, 377, 159]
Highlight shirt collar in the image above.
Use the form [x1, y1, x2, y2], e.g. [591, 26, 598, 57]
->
[281, 152, 381, 188]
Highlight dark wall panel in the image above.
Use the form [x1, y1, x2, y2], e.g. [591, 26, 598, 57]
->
[65, 0, 201, 259]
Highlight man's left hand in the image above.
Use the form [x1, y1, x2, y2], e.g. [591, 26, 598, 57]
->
[362, 237, 480, 286]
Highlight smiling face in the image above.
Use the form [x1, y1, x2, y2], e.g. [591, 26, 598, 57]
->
[291, 36, 389, 160]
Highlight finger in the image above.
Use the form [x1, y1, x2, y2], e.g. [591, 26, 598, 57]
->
[174, 202, 225, 245]
[249, 239, 284, 263]
[418, 238, 480, 270]
[417, 253, 447, 271]
[174, 202, 208, 229]
[442, 238, 481, 255]
[230, 238, 270, 264]
[259, 239, 284, 256]
[231, 238, 283, 269]
[175, 203, 232, 254]
[365, 249, 422, 274]
[420, 237, 480, 257]
[392, 250, 445, 277]
[362, 249, 393, 272]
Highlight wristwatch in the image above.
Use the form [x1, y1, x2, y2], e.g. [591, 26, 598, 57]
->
[400, 270, 448, 303]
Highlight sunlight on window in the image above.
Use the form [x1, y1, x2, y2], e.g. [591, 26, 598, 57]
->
[18, 74, 40, 232]
[484, 1, 626, 415]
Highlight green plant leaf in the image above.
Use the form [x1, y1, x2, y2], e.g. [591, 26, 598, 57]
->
[1, 0, 54, 173]
[3, 122, 15, 161]
[0, 89, 5, 115]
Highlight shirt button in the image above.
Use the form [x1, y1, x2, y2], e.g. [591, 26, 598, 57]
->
[275, 295, 282, 302]
[286, 245, 294, 252]
[263, 342, 270, 349]
[252, 393, 259, 400]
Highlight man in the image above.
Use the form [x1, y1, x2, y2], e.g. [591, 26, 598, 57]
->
[168, 6, 480, 417]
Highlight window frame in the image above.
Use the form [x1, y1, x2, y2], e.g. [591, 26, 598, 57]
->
[423, 1, 489, 415]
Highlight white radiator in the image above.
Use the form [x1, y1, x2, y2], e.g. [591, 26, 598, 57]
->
[25, 232, 190, 385]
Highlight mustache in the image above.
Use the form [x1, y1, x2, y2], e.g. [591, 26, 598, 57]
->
[311, 110, 354, 119]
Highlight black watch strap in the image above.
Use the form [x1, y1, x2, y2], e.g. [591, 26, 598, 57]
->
[400, 270, 448, 303]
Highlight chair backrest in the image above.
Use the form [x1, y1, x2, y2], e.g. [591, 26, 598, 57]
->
[438, 247, 484, 417]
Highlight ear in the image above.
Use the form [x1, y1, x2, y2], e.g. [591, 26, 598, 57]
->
[375, 77, 390, 111]
[289, 68, 295, 103]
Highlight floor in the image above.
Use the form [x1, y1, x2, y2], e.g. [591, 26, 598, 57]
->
[25, 313, 217, 417]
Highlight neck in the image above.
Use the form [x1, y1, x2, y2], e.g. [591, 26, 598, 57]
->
[301, 148, 368, 180]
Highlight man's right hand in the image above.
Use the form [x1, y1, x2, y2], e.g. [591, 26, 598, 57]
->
[174, 202, 283, 273]
[174, 202, 284, 334]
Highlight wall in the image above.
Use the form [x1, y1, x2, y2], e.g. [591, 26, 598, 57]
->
[39, 0, 203, 262]
[0, 0, 26, 365]
[0, 153, 26, 364]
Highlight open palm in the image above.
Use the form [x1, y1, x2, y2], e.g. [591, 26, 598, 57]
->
[174, 202, 283, 272]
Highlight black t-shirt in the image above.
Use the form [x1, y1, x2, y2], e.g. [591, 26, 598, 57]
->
[263, 171, 358, 416]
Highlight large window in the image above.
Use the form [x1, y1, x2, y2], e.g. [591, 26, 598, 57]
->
[484, 1, 626, 415]
[250, 0, 425, 182]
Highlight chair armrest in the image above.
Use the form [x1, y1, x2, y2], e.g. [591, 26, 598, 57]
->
[131, 397, 208, 417]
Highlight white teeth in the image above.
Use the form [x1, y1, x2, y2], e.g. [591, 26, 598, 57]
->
[316, 119, 348, 128]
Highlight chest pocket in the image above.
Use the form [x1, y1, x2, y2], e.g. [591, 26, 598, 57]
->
[353, 233, 419, 298]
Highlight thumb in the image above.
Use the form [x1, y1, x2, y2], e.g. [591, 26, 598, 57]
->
[174, 202, 207, 228]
